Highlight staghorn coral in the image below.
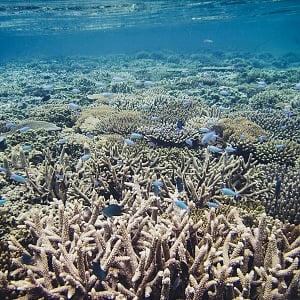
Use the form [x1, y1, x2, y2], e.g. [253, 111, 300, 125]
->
[258, 163, 300, 225]
[5, 196, 300, 300]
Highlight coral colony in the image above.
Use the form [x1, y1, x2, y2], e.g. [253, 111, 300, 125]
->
[0, 53, 299, 300]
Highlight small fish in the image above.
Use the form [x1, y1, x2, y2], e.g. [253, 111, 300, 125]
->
[151, 116, 159, 122]
[203, 39, 213, 44]
[295, 82, 300, 90]
[130, 132, 144, 139]
[92, 262, 107, 280]
[112, 76, 124, 83]
[55, 174, 64, 180]
[280, 125, 287, 130]
[103, 204, 123, 217]
[18, 126, 30, 133]
[10, 173, 27, 183]
[199, 127, 209, 133]
[220, 187, 239, 197]
[72, 88, 81, 93]
[275, 178, 281, 200]
[41, 84, 53, 91]
[225, 145, 236, 153]
[81, 154, 91, 161]
[176, 120, 184, 130]
[0, 167, 7, 172]
[201, 131, 218, 144]
[207, 145, 223, 153]
[95, 81, 105, 87]
[102, 92, 113, 98]
[108, 99, 115, 106]
[68, 102, 80, 110]
[153, 180, 163, 187]
[124, 138, 135, 146]
[144, 80, 155, 87]
[58, 138, 67, 144]
[219, 89, 229, 96]
[258, 135, 267, 142]
[185, 138, 193, 147]
[174, 199, 189, 212]
[182, 100, 191, 108]
[153, 185, 160, 196]
[256, 80, 267, 89]
[176, 177, 184, 192]
[275, 144, 284, 150]
[5, 122, 16, 129]
[240, 133, 246, 140]
[21, 253, 35, 265]
[207, 201, 219, 208]
[219, 105, 228, 111]
[22, 145, 32, 151]
[0, 196, 7, 205]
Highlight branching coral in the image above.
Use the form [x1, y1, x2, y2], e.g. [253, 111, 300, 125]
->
[5, 196, 300, 300]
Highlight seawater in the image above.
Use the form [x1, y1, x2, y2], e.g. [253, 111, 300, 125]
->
[0, 0, 300, 59]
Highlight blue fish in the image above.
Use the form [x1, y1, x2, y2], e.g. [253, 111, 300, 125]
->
[21, 253, 35, 265]
[153, 180, 163, 187]
[151, 116, 159, 121]
[22, 145, 32, 151]
[153, 185, 160, 196]
[220, 188, 239, 197]
[225, 145, 236, 153]
[176, 120, 184, 130]
[112, 76, 124, 83]
[130, 132, 144, 139]
[92, 262, 107, 280]
[55, 174, 64, 180]
[18, 126, 30, 133]
[5, 122, 16, 129]
[72, 88, 81, 93]
[68, 102, 80, 110]
[174, 199, 189, 211]
[182, 100, 191, 108]
[275, 178, 281, 200]
[240, 133, 246, 140]
[0, 167, 7, 173]
[176, 177, 184, 193]
[201, 131, 218, 144]
[81, 154, 91, 161]
[124, 138, 136, 146]
[10, 174, 27, 183]
[199, 127, 210, 133]
[275, 144, 284, 150]
[102, 92, 113, 98]
[258, 135, 267, 142]
[0, 197, 7, 205]
[185, 138, 193, 147]
[103, 204, 123, 217]
[207, 145, 223, 153]
[207, 201, 219, 208]
[58, 138, 67, 144]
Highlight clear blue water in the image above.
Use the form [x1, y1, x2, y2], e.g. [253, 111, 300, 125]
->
[0, 0, 300, 60]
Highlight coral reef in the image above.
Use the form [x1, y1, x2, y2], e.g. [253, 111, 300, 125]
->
[0, 52, 300, 300]
[4, 197, 300, 299]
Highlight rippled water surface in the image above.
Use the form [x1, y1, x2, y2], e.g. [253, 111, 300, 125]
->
[0, 1, 300, 58]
